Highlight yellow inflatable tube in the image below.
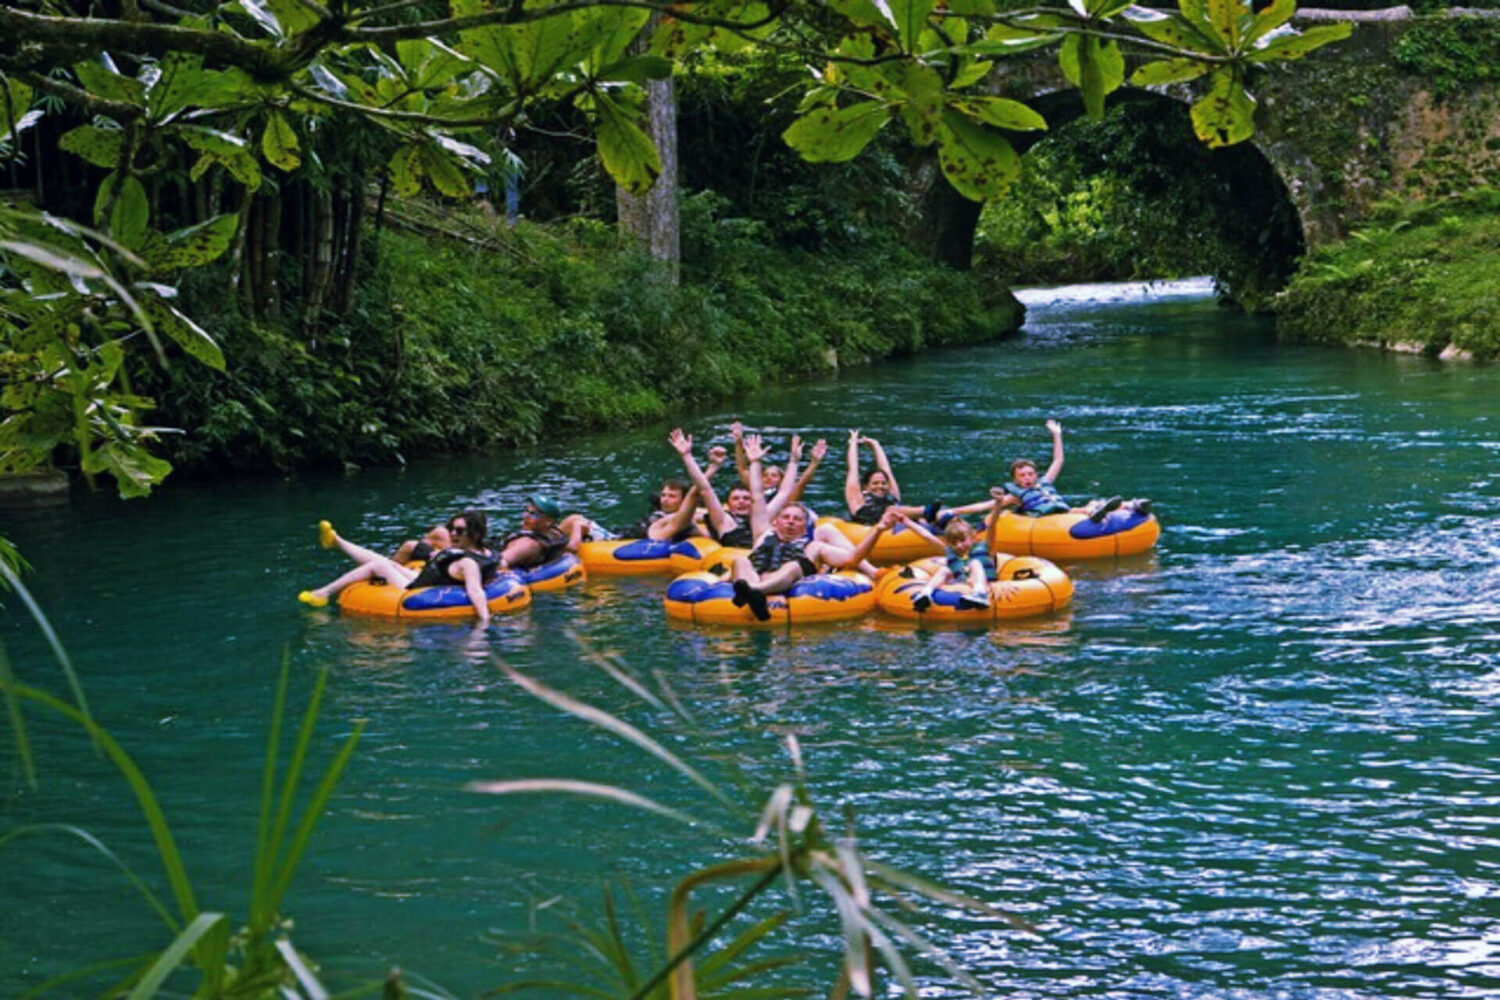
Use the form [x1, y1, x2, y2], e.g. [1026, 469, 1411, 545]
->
[338, 571, 532, 619]
[989, 509, 1159, 560]
[819, 517, 942, 565]
[581, 537, 729, 576]
[875, 555, 1073, 623]
[663, 570, 877, 627]
[516, 552, 586, 591]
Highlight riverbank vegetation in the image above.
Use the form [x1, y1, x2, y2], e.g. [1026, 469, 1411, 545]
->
[135, 200, 1022, 475]
[1276, 187, 1500, 358]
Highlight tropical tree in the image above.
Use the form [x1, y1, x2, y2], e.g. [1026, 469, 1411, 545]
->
[0, 0, 1351, 502]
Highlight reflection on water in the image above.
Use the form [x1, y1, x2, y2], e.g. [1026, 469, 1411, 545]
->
[3, 281, 1499, 998]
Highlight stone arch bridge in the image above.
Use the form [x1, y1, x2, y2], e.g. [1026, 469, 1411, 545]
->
[916, 8, 1500, 266]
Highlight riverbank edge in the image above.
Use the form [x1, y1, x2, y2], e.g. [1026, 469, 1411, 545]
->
[123, 210, 1026, 479]
[1274, 188, 1500, 361]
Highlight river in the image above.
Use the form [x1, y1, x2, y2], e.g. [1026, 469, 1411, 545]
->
[3, 279, 1498, 998]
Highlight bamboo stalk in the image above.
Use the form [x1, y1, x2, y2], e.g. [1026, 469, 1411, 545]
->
[303, 188, 335, 330]
[336, 180, 364, 314]
[263, 190, 281, 318]
[245, 195, 263, 316]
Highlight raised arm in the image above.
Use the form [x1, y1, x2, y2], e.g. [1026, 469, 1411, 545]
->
[647, 483, 702, 541]
[731, 420, 751, 488]
[766, 434, 801, 513]
[781, 437, 826, 505]
[744, 433, 772, 537]
[844, 428, 864, 514]
[821, 508, 900, 568]
[894, 511, 943, 548]
[670, 428, 733, 534]
[1043, 418, 1065, 483]
[863, 436, 900, 499]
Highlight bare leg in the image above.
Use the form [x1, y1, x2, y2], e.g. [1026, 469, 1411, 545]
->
[302, 556, 416, 605]
[331, 529, 385, 565]
[754, 562, 806, 596]
[912, 566, 951, 612]
[730, 555, 759, 586]
[959, 559, 991, 608]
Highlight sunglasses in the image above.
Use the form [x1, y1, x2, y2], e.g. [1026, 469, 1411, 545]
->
[449, 522, 468, 535]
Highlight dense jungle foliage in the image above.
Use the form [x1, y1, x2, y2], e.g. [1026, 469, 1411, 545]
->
[1276, 187, 1500, 358]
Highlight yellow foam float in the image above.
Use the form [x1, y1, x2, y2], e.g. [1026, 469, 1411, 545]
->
[874, 555, 1073, 623]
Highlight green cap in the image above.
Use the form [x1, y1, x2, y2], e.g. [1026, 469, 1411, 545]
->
[527, 494, 562, 519]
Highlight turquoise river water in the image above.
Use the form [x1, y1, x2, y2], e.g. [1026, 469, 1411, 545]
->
[2, 279, 1498, 998]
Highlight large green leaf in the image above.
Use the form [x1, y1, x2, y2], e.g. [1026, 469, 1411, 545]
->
[418, 144, 471, 198]
[963, 18, 1066, 56]
[73, 57, 146, 106]
[596, 54, 673, 85]
[1, 78, 34, 138]
[949, 58, 994, 89]
[782, 101, 892, 164]
[139, 214, 239, 272]
[261, 112, 300, 172]
[580, 6, 652, 73]
[83, 440, 174, 499]
[594, 92, 661, 195]
[1129, 57, 1211, 86]
[1058, 35, 1123, 119]
[239, 0, 319, 35]
[936, 109, 1019, 201]
[649, 14, 712, 60]
[395, 38, 473, 90]
[949, 96, 1047, 131]
[1190, 66, 1256, 146]
[59, 125, 126, 169]
[96, 174, 149, 250]
[1248, 0, 1296, 39]
[888, 0, 936, 52]
[1204, 0, 1243, 51]
[138, 293, 226, 371]
[1123, 8, 1220, 53]
[896, 62, 945, 148]
[453, 0, 593, 90]
[827, 0, 895, 33]
[180, 126, 261, 191]
[1248, 23, 1354, 63]
[146, 52, 203, 120]
[387, 146, 423, 198]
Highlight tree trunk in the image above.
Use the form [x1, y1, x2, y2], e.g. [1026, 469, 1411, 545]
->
[336, 180, 364, 314]
[245, 196, 263, 316]
[303, 189, 335, 330]
[908, 149, 982, 271]
[615, 13, 679, 284]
